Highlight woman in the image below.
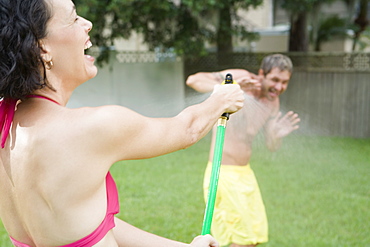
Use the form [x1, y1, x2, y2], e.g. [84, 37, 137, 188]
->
[0, 0, 244, 246]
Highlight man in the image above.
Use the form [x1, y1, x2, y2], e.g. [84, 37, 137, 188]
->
[186, 54, 300, 247]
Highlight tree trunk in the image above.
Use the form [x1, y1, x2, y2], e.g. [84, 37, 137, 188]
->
[217, 5, 233, 66]
[289, 11, 308, 52]
[311, 2, 322, 52]
[352, 0, 369, 51]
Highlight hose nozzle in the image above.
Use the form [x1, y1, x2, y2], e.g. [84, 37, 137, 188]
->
[221, 73, 236, 120]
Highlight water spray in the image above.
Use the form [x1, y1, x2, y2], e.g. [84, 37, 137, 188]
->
[201, 73, 235, 235]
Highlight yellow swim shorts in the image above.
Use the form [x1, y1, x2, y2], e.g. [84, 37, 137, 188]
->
[203, 162, 268, 246]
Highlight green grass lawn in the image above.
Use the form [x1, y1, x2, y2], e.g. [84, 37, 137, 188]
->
[1, 134, 369, 246]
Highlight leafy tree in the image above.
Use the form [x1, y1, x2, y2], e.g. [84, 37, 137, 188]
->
[276, 0, 337, 52]
[277, 0, 370, 52]
[312, 15, 348, 51]
[74, 0, 262, 64]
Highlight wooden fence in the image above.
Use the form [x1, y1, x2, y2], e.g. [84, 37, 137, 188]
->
[184, 52, 370, 138]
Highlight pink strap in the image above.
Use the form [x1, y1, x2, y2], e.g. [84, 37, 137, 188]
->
[25, 95, 60, 105]
[9, 236, 31, 247]
[0, 95, 60, 149]
[0, 98, 18, 148]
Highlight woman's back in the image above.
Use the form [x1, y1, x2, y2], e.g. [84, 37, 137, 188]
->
[0, 98, 113, 246]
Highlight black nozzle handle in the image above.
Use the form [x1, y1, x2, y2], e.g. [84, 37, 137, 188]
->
[221, 73, 234, 120]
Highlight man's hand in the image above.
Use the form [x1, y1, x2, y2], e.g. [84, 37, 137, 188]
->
[236, 74, 261, 93]
[264, 111, 300, 152]
[270, 111, 300, 139]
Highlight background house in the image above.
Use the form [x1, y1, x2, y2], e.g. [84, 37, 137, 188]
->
[111, 0, 368, 53]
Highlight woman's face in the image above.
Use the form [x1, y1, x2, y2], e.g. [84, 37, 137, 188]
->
[41, 0, 97, 86]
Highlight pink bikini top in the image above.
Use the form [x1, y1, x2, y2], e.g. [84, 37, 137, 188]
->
[0, 97, 17, 148]
[1, 95, 120, 247]
[0, 95, 59, 148]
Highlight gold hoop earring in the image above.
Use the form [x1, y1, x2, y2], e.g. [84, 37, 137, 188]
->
[45, 60, 53, 70]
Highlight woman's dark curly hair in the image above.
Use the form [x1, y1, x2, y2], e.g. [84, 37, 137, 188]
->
[0, 0, 52, 100]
